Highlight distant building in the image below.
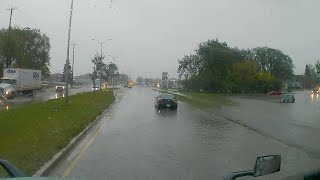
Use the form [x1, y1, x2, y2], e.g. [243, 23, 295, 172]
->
[290, 81, 302, 89]
[74, 73, 92, 85]
[290, 75, 304, 89]
[105, 73, 128, 86]
[49, 73, 63, 83]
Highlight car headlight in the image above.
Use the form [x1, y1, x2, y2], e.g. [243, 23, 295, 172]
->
[5, 91, 9, 95]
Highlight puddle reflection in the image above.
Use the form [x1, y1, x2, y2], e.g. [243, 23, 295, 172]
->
[310, 93, 319, 101]
[55, 93, 65, 99]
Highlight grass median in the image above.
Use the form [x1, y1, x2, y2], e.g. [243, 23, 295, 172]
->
[0, 90, 115, 176]
[175, 92, 233, 108]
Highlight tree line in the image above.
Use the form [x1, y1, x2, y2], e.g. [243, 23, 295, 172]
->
[0, 27, 51, 77]
[303, 61, 320, 89]
[177, 39, 295, 93]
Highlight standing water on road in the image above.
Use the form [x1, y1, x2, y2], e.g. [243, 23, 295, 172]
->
[50, 88, 320, 179]
[1, 0, 320, 179]
[211, 91, 320, 158]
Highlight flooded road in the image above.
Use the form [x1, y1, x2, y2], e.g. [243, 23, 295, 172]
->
[50, 88, 320, 179]
[211, 91, 320, 158]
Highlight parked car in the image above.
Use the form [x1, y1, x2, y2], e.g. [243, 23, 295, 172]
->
[267, 91, 282, 96]
[154, 93, 178, 110]
[280, 94, 295, 103]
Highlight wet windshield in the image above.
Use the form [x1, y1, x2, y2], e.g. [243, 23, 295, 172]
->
[1, 0, 320, 179]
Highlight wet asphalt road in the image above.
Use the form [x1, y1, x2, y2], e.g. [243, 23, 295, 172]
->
[211, 91, 320, 158]
[0, 85, 92, 111]
[50, 88, 320, 179]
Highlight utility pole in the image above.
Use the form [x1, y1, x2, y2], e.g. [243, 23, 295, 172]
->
[65, 0, 74, 105]
[167, 73, 169, 89]
[100, 43, 103, 90]
[71, 43, 77, 88]
[109, 62, 113, 89]
[5, 7, 17, 68]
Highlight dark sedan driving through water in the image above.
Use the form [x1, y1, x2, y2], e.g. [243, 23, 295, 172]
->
[154, 93, 178, 110]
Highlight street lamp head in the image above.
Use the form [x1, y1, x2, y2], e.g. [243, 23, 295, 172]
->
[6, 7, 18, 11]
[102, 39, 112, 44]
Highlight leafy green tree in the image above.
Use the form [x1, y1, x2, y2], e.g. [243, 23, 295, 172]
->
[304, 64, 311, 89]
[304, 64, 317, 89]
[231, 60, 259, 92]
[315, 60, 320, 77]
[90, 53, 118, 86]
[177, 54, 203, 80]
[136, 76, 143, 84]
[145, 78, 152, 85]
[0, 27, 51, 77]
[177, 39, 291, 93]
[90, 66, 98, 87]
[107, 62, 118, 77]
[253, 72, 282, 92]
[62, 61, 73, 84]
[178, 39, 245, 92]
[249, 47, 294, 81]
[90, 53, 105, 86]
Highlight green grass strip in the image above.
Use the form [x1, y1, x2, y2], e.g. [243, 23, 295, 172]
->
[0, 91, 115, 176]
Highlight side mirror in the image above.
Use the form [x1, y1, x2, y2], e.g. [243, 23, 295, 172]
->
[223, 155, 281, 180]
[0, 159, 25, 177]
[254, 155, 281, 177]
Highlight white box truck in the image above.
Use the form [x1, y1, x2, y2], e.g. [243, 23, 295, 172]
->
[0, 68, 41, 99]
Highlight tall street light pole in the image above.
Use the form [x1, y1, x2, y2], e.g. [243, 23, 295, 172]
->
[5, 7, 17, 68]
[92, 38, 112, 90]
[65, 0, 74, 105]
[71, 43, 77, 88]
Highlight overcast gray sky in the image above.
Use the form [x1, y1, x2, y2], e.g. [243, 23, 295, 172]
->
[0, 0, 319, 79]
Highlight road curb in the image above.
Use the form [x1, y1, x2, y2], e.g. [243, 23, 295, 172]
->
[33, 90, 118, 176]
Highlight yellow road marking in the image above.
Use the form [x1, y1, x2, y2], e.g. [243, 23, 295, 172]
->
[63, 124, 103, 177]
